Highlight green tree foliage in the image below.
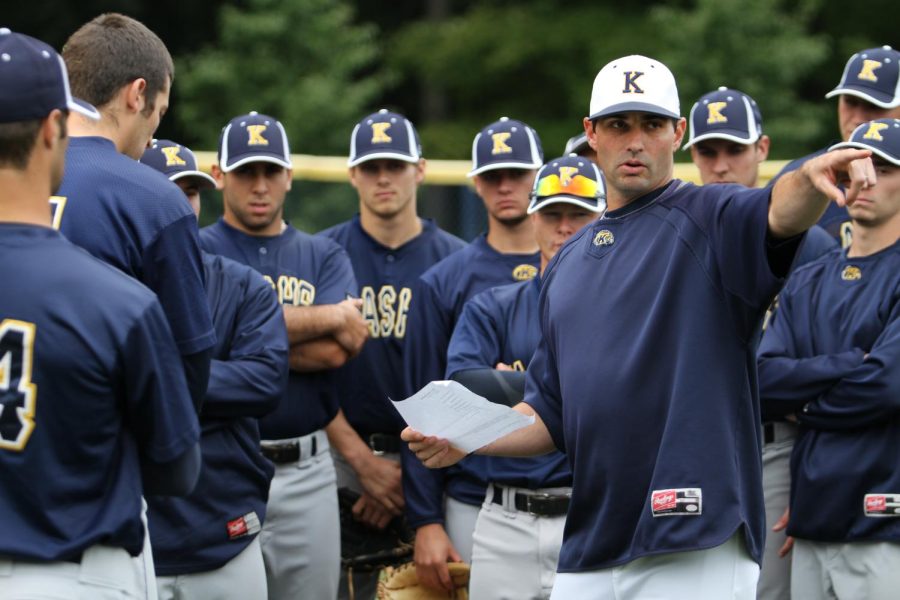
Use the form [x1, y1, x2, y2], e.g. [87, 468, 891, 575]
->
[649, 0, 830, 158]
[174, 0, 387, 230]
[174, 0, 386, 154]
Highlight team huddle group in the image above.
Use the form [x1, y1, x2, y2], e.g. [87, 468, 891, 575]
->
[1, 11, 899, 600]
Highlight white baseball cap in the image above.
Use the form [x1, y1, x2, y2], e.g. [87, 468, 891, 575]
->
[588, 55, 680, 121]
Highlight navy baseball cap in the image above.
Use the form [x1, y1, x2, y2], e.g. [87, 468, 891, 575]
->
[468, 117, 543, 177]
[826, 46, 900, 109]
[141, 139, 216, 189]
[348, 109, 422, 167]
[218, 111, 292, 172]
[564, 133, 590, 155]
[528, 154, 607, 215]
[589, 55, 680, 121]
[830, 119, 900, 166]
[0, 28, 99, 124]
[684, 87, 763, 149]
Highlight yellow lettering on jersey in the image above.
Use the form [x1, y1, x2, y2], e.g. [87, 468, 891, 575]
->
[512, 264, 538, 281]
[840, 221, 853, 249]
[0, 319, 37, 452]
[361, 286, 379, 338]
[559, 166, 579, 187]
[378, 286, 397, 338]
[511, 360, 526, 372]
[371, 122, 393, 144]
[360, 285, 413, 339]
[706, 101, 728, 124]
[274, 276, 316, 306]
[247, 125, 269, 146]
[162, 146, 187, 166]
[49, 196, 67, 230]
[857, 59, 882, 82]
[394, 287, 412, 339]
[863, 122, 889, 141]
[491, 132, 513, 155]
[841, 265, 862, 281]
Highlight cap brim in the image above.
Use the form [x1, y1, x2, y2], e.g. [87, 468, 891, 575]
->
[69, 97, 100, 121]
[348, 151, 421, 167]
[589, 102, 680, 121]
[170, 170, 217, 189]
[220, 155, 292, 173]
[829, 140, 900, 166]
[683, 130, 760, 149]
[825, 87, 899, 109]
[468, 161, 541, 178]
[527, 195, 605, 215]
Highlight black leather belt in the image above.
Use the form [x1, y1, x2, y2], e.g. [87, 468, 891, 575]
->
[261, 436, 317, 464]
[368, 433, 401, 455]
[491, 484, 570, 517]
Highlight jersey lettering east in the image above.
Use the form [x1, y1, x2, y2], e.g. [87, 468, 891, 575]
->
[0, 319, 37, 451]
[264, 275, 316, 306]
[361, 285, 412, 339]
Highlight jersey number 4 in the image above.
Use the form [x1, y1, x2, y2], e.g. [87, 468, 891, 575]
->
[0, 320, 38, 451]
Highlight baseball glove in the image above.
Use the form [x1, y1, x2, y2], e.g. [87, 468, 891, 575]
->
[376, 561, 469, 600]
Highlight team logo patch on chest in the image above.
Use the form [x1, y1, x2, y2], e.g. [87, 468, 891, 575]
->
[651, 488, 702, 517]
[864, 494, 900, 517]
[512, 264, 538, 281]
[593, 229, 615, 246]
[227, 511, 262, 539]
[841, 265, 862, 281]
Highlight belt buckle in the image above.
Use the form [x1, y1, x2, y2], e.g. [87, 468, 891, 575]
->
[525, 493, 551, 515]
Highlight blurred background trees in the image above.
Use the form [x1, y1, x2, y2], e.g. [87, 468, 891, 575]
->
[6, 0, 897, 232]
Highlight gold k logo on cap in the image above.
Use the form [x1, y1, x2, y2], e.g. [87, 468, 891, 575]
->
[161, 146, 186, 167]
[371, 122, 392, 144]
[706, 102, 728, 124]
[863, 122, 890, 141]
[247, 125, 269, 146]
[858, 59, 883, 82]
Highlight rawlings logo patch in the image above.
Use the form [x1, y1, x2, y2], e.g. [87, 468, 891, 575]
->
[864, 493, 900, 517]
[227, 511, 262, 539]
[651, 488, 702, 517]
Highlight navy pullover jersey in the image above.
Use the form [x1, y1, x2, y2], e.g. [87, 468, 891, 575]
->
[758, 240, 900, 543]
[402, 234, 540, 528]
[447, 277, 570, 489]
[148, 253, 289, 575]
[526, 181, 797, 572]
[768, 147, 852, 247]
[319, 216, 465, 437]
[201, 219, 357, 438]
[0, 225, 199, 561]
[56, 136, 215, 355]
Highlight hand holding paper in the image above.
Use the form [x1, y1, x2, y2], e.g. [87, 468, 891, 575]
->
[393, 380, 535, 464]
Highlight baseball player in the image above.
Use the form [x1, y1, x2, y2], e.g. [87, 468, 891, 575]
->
[140, 140, 289, 600]
[446, 155, 605, 599]
[404, 54, 877, 599]
[563, 133, 596, 161]
[201, 111, 367, 600]
[400, 116, 543, 593]
[685, 85, 837, 600]
[141, 139, 216, 217]
[758, 119, 900, 599]
[771, 45, 900, 247]
[56, 13, 215, 413]
[319, 109, 466, 599]
[0, 29, 199, 599]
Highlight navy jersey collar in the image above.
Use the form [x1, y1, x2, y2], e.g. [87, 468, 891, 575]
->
[473, 233, 542, 260]
[216, 217, 295, 245]
[69, 136, 117, 151]
[603, 179, 679, 220]
[351, 214, 437, 254]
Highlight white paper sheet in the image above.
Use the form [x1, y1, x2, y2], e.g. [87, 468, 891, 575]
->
[391, 380, 534, 453]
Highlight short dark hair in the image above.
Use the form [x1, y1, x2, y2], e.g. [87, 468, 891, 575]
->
[0, 114, 67, 170]
[0, 120, 43, 169]
[62, 13, 174, 115]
